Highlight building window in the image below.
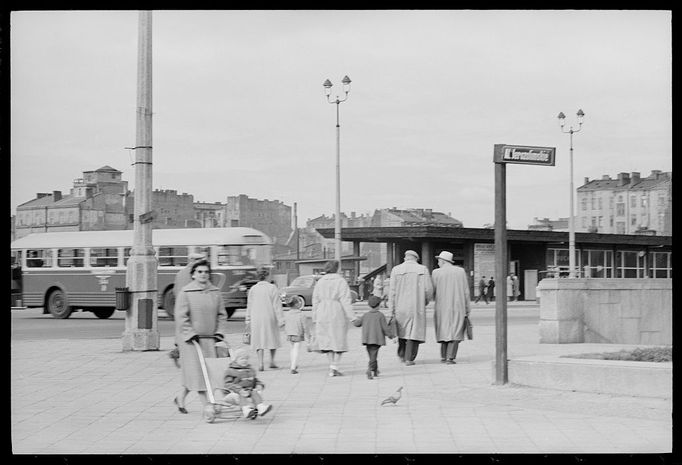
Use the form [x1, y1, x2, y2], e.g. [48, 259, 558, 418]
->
[650, 252, 672, 278]
[630, 195, 637, 208]
[598, 216, 603, 228]
[610, 216, 614, 227]
[598, 197, 603, 210]
[581, 198, 587, 211]
[616, 222, 625, 234]
[609, 197, 614, 209]
[658, 193, 665, 206]
[631, 215, 637, 226]
[616, 251, 645, 278]
[616, 203, 625, 216]
[641, 195, 647, 208]
[580, 249, 613, 278]
[582, 217, 587, 228]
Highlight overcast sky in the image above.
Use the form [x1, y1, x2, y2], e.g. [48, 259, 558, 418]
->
[10, 10, 672, 229]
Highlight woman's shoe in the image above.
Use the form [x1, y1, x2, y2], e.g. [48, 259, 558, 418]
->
[174, 397, 188, 414]
[332, 369, 343, 376]
[269, 363, 279, 369]
[366, 370, 373, 380]
[440, 358, 446, 363]
[446, 359, 456, 364]
[258, 365, 264, 372]
[374, 369, 379, 377]
[290, 369, 298, 374]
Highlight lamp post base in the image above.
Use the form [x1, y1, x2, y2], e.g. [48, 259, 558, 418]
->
[122, 329, 160, 352]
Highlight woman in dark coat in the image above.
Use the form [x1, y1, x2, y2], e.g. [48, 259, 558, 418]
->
[173, 259, 229, 415]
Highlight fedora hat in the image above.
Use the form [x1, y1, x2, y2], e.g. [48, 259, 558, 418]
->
[435, 251, 454, 263]
[404, 250, 420, 260]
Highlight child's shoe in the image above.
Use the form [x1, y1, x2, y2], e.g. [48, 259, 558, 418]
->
[257, 403, 272, 416]
[290, 368, 298, 374]
[242, 406, 257, 419]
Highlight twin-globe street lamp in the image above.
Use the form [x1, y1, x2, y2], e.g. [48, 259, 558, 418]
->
[557, 109, 585, 278]
[323, 75, 352, 261]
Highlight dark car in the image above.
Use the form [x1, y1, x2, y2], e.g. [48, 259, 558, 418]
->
[280, 274, 358, 309]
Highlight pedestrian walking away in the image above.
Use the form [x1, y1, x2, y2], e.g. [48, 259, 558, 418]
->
[474, 275, 489, 304]
[432, 251, 470, 364]
[486, 276, 495, 302]
[245, 266, 284, 371]
[222, 348, 272, 419]
[173, 259, 229, 415]
[311, 260, 358, 377]
[352, 295, 392, 379]
[283, 297, 307, 374]
[388, 250, 433, 366]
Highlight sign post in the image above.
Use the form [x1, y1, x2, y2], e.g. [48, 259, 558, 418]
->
[493, 144, 555, 384]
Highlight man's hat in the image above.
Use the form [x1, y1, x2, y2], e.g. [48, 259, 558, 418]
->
[435, 251, 454, 263]
[404, 250, 419, 260]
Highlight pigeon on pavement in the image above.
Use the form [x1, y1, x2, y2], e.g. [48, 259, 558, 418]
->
[380, 386, 403, 406]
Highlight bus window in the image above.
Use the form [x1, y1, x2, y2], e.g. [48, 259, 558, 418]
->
[195, 246, 211, 262]
[58, 248, 85, 267]
[244, 244, 271, 267]
[90, 247, 119, 267]
[159, 246, 189, 267]
[217, 245, 243, 266]
[26, 249, 52, 268]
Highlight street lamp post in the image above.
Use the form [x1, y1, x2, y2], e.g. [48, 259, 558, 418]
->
[323, 75, 352, 262]
[557, 109, 585, 278]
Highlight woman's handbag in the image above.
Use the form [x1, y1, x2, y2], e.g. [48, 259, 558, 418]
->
[387, 315, 398, 339]
[464, 315, 473, 340]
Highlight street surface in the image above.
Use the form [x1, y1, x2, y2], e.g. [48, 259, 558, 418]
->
[10, 301, 539, 341]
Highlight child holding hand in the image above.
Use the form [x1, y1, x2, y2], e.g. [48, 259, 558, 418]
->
[283, 298, 307, 374]
[352, 295, 392, 379]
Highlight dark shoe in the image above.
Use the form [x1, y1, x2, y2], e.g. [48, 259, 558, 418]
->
[174, 397, 188, 414]
[366, 370, 373, 380]
[446, 359, 456, 365]
[440, 358, 446, 363]
[290, 369, 298, 374]
[269, 363, 279, 369]
[247, 408, 258, 420]
[258, 365, 264, 372]
[332, 369, 343, 376]
[374, 369, 380, 377]
[405, 361, 415, 366]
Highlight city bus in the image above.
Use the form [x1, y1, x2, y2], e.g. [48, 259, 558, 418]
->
[10, 227, 272, 320]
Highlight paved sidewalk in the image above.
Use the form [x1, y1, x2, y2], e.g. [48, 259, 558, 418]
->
[11, 303, 672, 454]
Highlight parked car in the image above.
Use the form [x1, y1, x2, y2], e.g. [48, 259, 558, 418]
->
[280, 274, 358, 309]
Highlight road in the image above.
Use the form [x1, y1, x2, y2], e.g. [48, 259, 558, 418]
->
[10, 302, 539, 341]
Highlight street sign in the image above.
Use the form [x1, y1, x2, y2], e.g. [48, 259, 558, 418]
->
[493, 144, 556, 166]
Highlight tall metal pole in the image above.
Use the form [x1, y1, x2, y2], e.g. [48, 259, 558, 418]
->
[558, 109, 584, 278]
[334, 101, 342, 261]
[568, 130, 575, 278]
[123, 10, 159, 351]
[494, 162, 508, 384]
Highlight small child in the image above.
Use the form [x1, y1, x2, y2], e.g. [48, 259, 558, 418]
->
[222, 348, 272, 419]
[283, 298, 307, 374]
[352, 295, 392, 379]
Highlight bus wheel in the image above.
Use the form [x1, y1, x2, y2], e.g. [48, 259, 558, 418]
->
[163, 289, 175, 320]
[47, 289, 72, 319]
[93, 308, 115, 319]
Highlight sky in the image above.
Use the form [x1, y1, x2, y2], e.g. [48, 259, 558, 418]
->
[10, 10, 672, 229]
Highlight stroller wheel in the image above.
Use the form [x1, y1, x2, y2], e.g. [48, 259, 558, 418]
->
[203, 405, 216, 423]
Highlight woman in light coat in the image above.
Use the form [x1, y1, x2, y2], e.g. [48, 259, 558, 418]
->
[432, 251, 470, 364]
[246, 267, 284, 371]
[312, 260, 357, 377]
[174, 259, 229, 415]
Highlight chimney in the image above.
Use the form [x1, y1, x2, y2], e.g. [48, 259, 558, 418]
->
[629, 172, 640, 186]
[85, 187, 94, 199]
[584, 177, 590, 185]
[617, 172, 630, 186]
[425, 208, 432, 218]
[351, 211, 356, 219]
[52, 190, 62, 202]
[36, 193, 49, 199]
[650, 170, 661, 179]
[602, 174, 611, 180]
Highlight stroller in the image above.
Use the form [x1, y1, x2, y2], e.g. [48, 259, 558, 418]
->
[192, 337, 242, 423]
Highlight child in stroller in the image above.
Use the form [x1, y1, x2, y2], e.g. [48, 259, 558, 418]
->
[223, 347, 272, 419]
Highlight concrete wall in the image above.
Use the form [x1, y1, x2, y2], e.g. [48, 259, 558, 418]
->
[538, 278, 672, 344]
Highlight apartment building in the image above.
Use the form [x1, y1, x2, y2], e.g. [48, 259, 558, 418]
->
[576, 170, 672, 235]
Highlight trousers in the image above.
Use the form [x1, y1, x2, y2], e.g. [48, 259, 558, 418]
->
[365, 344, 380, 372]
[440, 340, 460, 360]
[397, 338, 420, 362]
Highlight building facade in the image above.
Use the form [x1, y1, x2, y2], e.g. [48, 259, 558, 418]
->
[527, 217, 569, 232]
[193, 201, 226, 228]
[15, 166, 128, 239]
[225, 194, 292, 247]
[576, 170, 672, 235]
[125, 189, 200, 229]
